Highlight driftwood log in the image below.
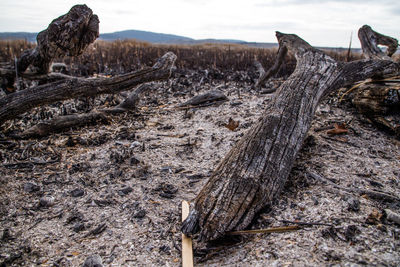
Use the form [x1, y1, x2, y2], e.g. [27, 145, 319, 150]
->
[182, 26, 399, 241]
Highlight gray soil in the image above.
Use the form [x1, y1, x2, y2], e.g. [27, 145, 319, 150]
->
[0, 72, 399, 266]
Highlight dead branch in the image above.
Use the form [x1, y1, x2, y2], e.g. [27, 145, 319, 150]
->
[0, 52, 176, 126]
[178, 90, 228, 107]
[101, 83, 160, 114]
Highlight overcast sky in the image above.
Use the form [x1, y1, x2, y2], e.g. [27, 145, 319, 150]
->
[0, 0, 399, 47]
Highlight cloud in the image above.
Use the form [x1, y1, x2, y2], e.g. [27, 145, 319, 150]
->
[0, 0, 398, 47]
[255, 0, 399, 6]
[389, 6, 400, 15]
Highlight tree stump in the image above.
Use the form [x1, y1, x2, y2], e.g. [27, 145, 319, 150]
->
[1, 5, 99, 94]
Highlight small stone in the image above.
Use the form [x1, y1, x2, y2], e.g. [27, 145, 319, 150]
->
[130, 141, 141, 148]
[159, 245, 170, 254]
[130, 157, 140, 165]
[23, 182, 40, 193]
[311, 196, 319, 205]
[70, 188, 85, 198]
[133, 209, 146, 219]
[347, 197, 360, 212]
[160, 166, 173, 173]
[82, 254, 103, 267]
[118, 186, 133, 196]
[39, 196, 55, 207]
[344, 225, 359, 241]
[72, 222, 85, 233]
[366, 209, 383, 225]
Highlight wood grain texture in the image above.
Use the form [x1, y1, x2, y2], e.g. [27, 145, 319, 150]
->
[182, 28, 399, 241]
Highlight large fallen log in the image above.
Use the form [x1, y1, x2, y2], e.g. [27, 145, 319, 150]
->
[182, 26, 399, 241]
[0, 52, 176, 126]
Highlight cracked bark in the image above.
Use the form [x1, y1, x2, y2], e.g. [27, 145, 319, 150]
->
[182, 28, 399, 241]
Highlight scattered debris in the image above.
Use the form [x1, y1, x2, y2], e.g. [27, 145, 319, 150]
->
[0, 70, 399, 266]
[178, 90, 228, 108]
[224, 117, 240, 131]
[326, 123, 348, 135]
[70, 188, 85, 198]
[82, 254, 103, 267]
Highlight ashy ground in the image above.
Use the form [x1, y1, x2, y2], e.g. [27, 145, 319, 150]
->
[0, 71, 399, 266]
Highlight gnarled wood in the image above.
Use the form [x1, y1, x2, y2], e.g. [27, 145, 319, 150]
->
[182, 28, 400, 241]
[18, 4, 99, 74]
[0, 52, 177, 126]
[1, 5, 99, 94]
[358, 25, 398, 60]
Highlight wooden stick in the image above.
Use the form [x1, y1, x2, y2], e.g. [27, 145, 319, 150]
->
[227, 225, 300, 235]
[182, 201, 194, 267]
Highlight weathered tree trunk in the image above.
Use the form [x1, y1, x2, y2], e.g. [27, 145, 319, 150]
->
[0, 52, 176, 126]
[1, 5, 99, 93]
[182, 28, 399, 241]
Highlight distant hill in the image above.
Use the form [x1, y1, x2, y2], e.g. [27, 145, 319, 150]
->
[0, 29, 275, 47]
[0, 29, 368, 53]
[0, 32, 37, 42]
[99, 29, 195, 43]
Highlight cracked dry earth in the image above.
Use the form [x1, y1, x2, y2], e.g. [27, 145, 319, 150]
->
[0, 73, 399, 266]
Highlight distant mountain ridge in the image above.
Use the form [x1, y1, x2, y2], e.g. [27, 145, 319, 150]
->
[0, 29, 278, 48]
[99, 29, 195, 43]
[0, 32, 38, 43]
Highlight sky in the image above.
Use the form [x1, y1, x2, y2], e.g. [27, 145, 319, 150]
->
[0, 0, 399, 48]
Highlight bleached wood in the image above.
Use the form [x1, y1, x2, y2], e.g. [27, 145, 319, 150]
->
[182, 201, 194, 267]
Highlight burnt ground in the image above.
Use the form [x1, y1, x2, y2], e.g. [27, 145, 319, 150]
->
[0, 70, 399, 266]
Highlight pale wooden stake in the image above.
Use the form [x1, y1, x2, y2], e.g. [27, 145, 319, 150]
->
[182, 201, 194, 267]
